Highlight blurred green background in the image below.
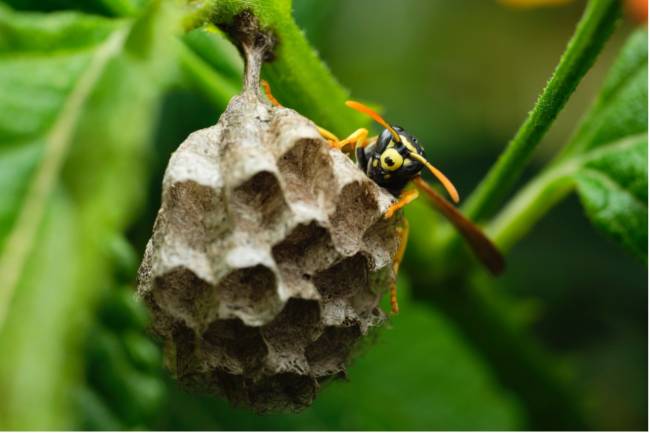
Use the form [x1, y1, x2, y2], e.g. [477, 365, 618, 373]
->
[0, 0, 646, 430]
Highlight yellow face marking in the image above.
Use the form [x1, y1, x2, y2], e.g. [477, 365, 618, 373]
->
[372, 159, 378, 167]
[380, 148, 404, 172]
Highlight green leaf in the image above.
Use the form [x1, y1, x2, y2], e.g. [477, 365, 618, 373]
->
[489, 30, 648, 259]
[575, 135, 648, 260]
[0, 2, 176, 428]
[567, 30, 647, 260]
[1, 0, 146, 16]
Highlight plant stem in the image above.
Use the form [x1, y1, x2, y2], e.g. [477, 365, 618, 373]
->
[488, 130, 646, 253]
[182, 0, 368, 136]
[465, 0, 620, 222]
[487, 164, 576, 252]
[259, 17, 369, 135]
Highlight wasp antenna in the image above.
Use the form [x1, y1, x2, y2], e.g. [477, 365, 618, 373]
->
[345, 100, 401, 143]
[409, 152, 459, 203]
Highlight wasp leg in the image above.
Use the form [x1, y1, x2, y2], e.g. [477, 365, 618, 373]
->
[390, 218, 410, 314]
[384, 189, 419, 219]
[317, 126, 341, 148]
[318, 127, 369, 152]
[262, 80, 369, 152]
[335, 128, 369, 153]
[261, 80, 282, 107]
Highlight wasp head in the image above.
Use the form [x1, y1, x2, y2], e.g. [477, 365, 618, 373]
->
[346, 100, 459, 202]
[366, 127, 427, 195]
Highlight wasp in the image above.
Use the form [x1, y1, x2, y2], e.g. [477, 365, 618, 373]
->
[262, 81, 505, 314]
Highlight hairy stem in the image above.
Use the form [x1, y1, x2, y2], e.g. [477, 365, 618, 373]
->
[182, 0, 368, 135]
[462, 0, 621, 222]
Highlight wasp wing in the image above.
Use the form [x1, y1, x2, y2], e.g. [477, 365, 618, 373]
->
[413, 176, 505, 275]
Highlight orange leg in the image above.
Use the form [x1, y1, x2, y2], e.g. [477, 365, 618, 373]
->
[261, 80, 282, 107]
[320, 127, 370, 152]
[317, 127, 339, 141]
[262, 80, 370, 152]
[390, 218, 410, 314]
[334, 128, 369, 153]
[384, 189, 419, 219]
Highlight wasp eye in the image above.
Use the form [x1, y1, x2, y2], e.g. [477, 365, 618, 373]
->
[380, 148, 403, 172]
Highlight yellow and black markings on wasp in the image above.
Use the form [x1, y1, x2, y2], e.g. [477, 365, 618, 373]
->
[261, 80, 505, 314]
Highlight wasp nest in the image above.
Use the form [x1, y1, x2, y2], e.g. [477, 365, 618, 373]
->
[137, 12, 400, 412]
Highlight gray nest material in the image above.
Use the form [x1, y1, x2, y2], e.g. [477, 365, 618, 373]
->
[137, 12, 401, 412]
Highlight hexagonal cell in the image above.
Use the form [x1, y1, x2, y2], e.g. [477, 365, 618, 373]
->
[202, 319, 268, 375]
[313, 253, 370, 301]
[152, 267, 215, 329]
[362, 214, 401, 271]
[272, 221, 339, 275]
[167, 321, 198, 379]
[306, 325, 362, 378]
[328, 181, 381, 254]
[162, 180, 228, 247]
[229, 171, 289, 233]
[215, 264, 282, 326]
[249, 372, 318, 412]
[214, 371, 318, 413]
[261, 298, 321, 353]
[276, 137, 336, 205]
[259, 299, 321, 377]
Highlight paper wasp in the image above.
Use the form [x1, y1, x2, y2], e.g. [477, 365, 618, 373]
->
[262, 81, 504, 314]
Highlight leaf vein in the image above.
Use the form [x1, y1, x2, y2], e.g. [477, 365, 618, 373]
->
[0, 26, 131, 331]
